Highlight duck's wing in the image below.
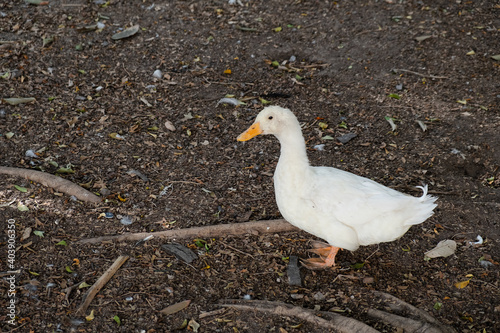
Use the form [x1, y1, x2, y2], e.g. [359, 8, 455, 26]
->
[303, 166, 436, 246]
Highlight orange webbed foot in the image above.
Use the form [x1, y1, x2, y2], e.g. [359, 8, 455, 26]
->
[301, 243, 341, 270]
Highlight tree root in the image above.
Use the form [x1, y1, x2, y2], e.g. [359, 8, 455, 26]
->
[219, 299, 379, 333]
[0, 166, 101, 204]
[219, 291, 457, 333]
[367, 291, 457, 333]
[77, 219, 299, 244]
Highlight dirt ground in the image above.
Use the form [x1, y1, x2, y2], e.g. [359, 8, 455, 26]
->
[0, 0, 499, 332]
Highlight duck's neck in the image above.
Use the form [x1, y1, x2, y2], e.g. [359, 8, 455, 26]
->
[275, 127, 310, 171]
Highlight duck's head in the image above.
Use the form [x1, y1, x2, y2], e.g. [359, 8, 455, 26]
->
[237, 106, 297, 141]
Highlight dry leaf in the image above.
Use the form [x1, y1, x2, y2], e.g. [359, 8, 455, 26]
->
[424, 239, 457, 259]
[454, 280, 470, 289]
[160, 300, 191, 315]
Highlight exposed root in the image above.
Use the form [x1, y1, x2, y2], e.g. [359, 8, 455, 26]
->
[77, 219, 299, 244]
[0, 166, 101, 204]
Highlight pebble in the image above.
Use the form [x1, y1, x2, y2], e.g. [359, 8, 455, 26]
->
[153, 69, 162, 79]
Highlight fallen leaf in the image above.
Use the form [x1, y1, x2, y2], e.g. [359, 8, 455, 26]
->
[14, 185, 28, 192]
[424, 239, 457, 258]
[454, 280, 470, 289]
[415, 35, 432, 42]
[3, 97, 36, 105]
[491, 54, 500, 61]
[112, 25, 140, 40]
[416, 120, 427, 132]
[21, 227, 32, 241]
[384, 116, 397, 131]
[113, 315, 121, 325]
[86, 310, 95, 321]
[79, 282, 91, 288]
[165, 120, 176, 131]
[160, 300, 191, 315]
[188, 319, 200, 332]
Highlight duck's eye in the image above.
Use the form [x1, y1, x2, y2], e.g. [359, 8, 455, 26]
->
[268, 116, 273, 120]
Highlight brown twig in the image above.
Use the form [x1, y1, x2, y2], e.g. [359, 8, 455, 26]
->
[220, 299, 380, 333]
[392, 68, 448, 80]
[75, 255, 129, 316]
[0, 166, 101, 204]
[77, 219, 299, 244]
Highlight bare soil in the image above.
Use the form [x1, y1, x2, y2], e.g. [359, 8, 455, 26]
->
[0, 0, 499, 332]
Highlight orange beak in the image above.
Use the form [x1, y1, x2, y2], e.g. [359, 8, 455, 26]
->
[237, 122, 262, 141]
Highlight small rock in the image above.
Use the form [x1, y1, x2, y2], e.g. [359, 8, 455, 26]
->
[153, 69, 162, 79]
[290, 293, 304, 300]
[396, 83, 404, 91]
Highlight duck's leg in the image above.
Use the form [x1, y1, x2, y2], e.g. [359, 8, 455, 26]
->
[301, 244, 341, 269]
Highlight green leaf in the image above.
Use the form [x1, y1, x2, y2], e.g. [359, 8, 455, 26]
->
[322, 135, 334, 140]
[388, 93, 401, 100]
[79, 282, 91, 288]
[78, 69, 86, 74]
[17, 204, 29, 212]
[295, 74, 303, 80]
[259, 97, 271, 105]
[29, 270, 39, 276]
[113, 315, 121, 326]
[1, 71, 10, 79]
[56, 167, 75, 174]
[433, 302, 442, 311]
[351, 262, 365, 270]
[318, 122, 328, 130]
[271, 60, 279, 67]
[272, 27, 282, 32]
[56, 240, 67, 246]
[48, 96, 56, 101]
[457, 100, 467, 105]
[338, 121, 348, 129]
[14, 185, 28, 192]
[65, 266, 73, 273]
[34, 230, 44, 237]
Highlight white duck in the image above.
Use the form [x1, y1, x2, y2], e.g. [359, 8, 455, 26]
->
[237, 106, 438, 269]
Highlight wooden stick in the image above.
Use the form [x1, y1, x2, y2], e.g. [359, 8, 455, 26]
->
[220, 299, 380, 333]
[0, 166, 101, 204]
[78, 219, 299, 244]
[392, 68, 448, 80]
[75, 255, 129, 315]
